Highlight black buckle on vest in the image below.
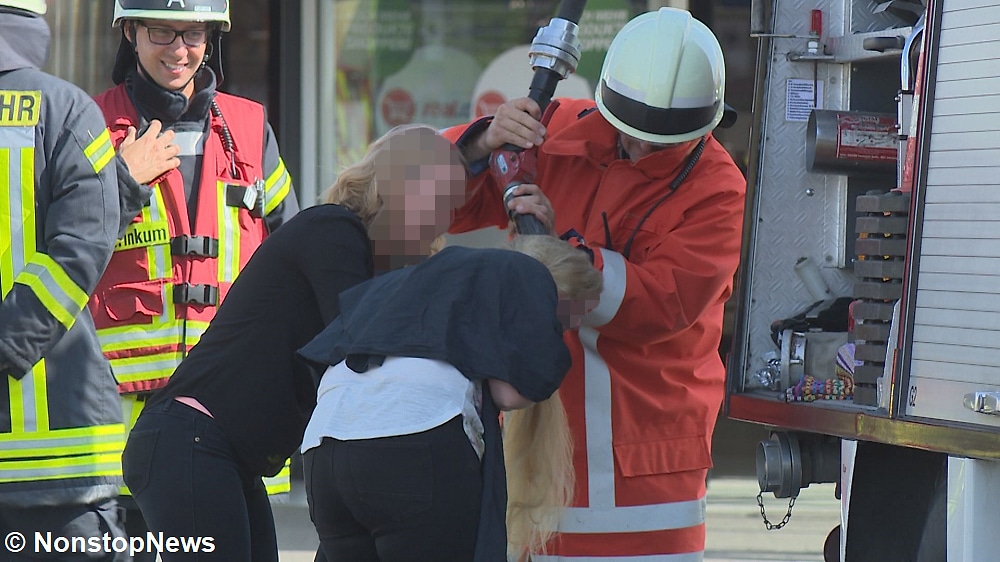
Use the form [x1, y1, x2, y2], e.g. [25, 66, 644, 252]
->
[170, 235, 219, 258]
[225, 184, 263, 218]
[172, 283, 219, 306]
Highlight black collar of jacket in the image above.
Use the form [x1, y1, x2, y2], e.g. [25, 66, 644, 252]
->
[125, 66, 216, 126]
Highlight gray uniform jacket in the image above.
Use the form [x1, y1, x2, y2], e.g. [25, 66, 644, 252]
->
[0, 10, 125, 507]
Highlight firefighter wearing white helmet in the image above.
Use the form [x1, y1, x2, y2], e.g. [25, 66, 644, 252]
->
[90, 0, 298, 559]
[595, 7, 728, 145]
[110, 0, 230, 86]
[0, 1, 129, 559]
[446, 7, 745, 559]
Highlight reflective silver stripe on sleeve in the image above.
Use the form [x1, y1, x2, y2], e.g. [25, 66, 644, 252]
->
[585, 249, 627, 328]
[19, 255, 89, 329]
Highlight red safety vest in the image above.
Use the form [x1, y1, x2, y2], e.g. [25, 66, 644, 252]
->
[89, 84, 269, 394]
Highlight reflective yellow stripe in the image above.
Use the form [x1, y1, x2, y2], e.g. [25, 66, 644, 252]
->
[109, 352, 183, 384]
[97, 318, 209, 350]
[1, 137, 35, 297]
[217, 180, 240, 282]
[97, 318, 209, 385]
[0, 91, 41, 126]
[0, 424, 126, 459]
[32, 361, 47, 431]
[17, 252, 89, 329]
[20, 145, 33, 247]
[100, 216, 176, 388]
[8, 344, 46, 434]
[122, 395, 146, 432]
[2, 106, 39, 428]
[3, 374, 125, 484]
[263, 460, 291, 495]
[0, 452, 123, 483]
[83, 128, 114, 174]
[98, 322, 185, 351]
[0, 149, 10, 268]
[262, 157, 291, 215]
[145, 186, 171, 280]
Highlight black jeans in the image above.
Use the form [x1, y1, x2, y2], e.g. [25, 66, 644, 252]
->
[121, 399, 277, 561]
[303, 416, 482, 562]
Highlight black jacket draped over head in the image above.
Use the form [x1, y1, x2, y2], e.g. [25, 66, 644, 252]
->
[299, 245, 571, 561]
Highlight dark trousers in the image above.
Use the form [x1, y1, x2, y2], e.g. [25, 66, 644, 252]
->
[303, 416, 482, 562]
[121, 399, 277, 562]
[118, 497, 155, 562]
[0, 498, 129, 561]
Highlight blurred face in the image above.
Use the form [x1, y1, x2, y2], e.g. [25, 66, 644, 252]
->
[618, 133, 699, 163]
[126, 19, 211, 98]
[368, 133, 467, 271]
[556, 294, 601, 331]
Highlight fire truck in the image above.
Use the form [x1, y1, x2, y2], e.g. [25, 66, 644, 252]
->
[725, 0, 1000, 560]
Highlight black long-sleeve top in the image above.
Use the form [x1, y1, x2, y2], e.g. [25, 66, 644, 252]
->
[147, 204, 373, 476]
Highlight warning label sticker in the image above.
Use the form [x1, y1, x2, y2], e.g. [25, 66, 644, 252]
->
[836, 113, 897, 162]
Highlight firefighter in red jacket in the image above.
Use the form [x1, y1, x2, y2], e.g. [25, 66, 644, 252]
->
[87, 0, 298, 556]
[445, 8, 746, 560]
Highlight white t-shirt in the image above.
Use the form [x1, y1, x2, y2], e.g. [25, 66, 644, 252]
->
[300, 356, 485, 458]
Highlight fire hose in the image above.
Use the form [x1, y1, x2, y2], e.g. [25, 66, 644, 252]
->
[488, 0, 586, 235]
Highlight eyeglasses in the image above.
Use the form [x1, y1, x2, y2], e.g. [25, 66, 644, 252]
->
[138, 23, 210, 47]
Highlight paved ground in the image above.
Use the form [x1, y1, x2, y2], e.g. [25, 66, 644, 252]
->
[273, 476, 842, 561]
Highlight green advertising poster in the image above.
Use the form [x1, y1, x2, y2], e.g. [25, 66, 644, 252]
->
[335, 0, 634, 163]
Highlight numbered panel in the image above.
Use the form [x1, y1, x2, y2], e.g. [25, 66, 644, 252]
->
[902, 0, 1000, 429]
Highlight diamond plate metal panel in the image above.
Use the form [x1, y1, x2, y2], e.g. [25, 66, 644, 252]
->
[738, 0, 915, 388]
[741, 0, 853, 385]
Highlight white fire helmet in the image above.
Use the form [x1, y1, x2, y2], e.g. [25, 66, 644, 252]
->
[112, 0, 230, 32]
[595, 7, 727, 144]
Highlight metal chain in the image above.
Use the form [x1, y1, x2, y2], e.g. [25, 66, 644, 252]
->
[757, 491, 796, 530]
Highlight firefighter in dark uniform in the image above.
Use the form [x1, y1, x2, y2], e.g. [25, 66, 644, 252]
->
[0, 1, 128, 560]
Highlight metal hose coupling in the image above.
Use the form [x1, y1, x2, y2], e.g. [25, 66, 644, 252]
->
[529, 17, 582, 79]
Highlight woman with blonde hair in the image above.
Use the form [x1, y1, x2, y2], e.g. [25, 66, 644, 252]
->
[121, 124, 467, 562]
[298, 233, 602, 562]
[324, 123, 468, 272]
[502, 234, 601, 562]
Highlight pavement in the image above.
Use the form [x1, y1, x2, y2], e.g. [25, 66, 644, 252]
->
[273, 476, 842, 562]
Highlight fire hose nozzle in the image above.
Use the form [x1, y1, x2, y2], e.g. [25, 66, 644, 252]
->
[528, 17, 582, 80]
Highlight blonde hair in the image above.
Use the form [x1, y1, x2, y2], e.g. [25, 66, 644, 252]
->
[507, 234, 603, 300]
[503, 392, 574, 561]
[320, 123, 464, 229]
[503, 235, 602, 560]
